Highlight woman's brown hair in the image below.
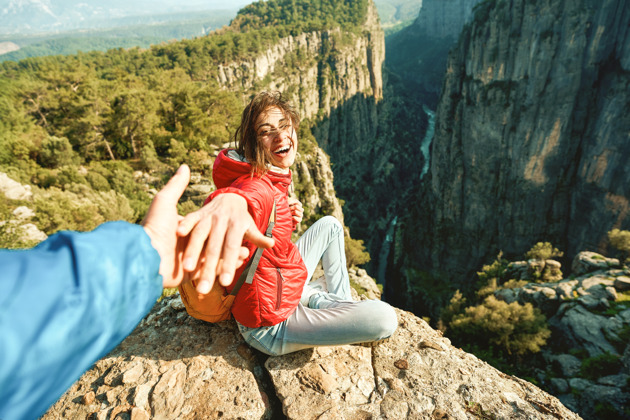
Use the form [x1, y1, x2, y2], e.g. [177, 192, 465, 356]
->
[234, 91, 300, 175]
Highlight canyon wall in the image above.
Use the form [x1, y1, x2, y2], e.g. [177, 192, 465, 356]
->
[395, 0, 630, 296]
[386, 0, 482, 104]
[215, 1, 384, 121]
[414, 0, 483, 39]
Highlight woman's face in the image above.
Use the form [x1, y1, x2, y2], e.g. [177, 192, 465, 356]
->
[255, 106, 298, 170]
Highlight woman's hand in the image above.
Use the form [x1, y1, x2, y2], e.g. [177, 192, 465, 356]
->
[176, 193, 275, 294]
[288, 197, 304, 226]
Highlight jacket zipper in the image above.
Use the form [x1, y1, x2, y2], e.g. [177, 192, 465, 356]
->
[275, 268, 284, 310]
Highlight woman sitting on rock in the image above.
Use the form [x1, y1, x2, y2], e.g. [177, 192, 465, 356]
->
[179, 91, 397, 356]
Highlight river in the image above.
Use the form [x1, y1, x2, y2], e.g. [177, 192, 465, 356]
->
[378, 106, 435, 294]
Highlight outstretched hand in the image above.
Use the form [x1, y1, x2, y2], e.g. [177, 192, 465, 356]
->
[176, 193, 275, 294]
[141, 165, 191, 288]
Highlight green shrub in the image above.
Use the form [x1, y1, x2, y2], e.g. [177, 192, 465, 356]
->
[440, 290, 467, 329]
[177, 199, 199, 216]
[167, 138, 188, 168]
[449, 296, 551, 356]
[86, 171, 111, 191]
[594, 401, 619, 418]
[37, 136, 80, 169]
[345, 236, 370, 267]
[33, 185, 135, 234]
[609, 229, 630, 263]
[569, 348, 589, 359]
[477, 253, 509, 284]
[524, 242, 563, 260]
[502, 279, 529, 289]
[475, 253, 510, 298]
[140, 140, 162, 172]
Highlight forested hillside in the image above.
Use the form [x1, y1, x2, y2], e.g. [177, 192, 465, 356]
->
[0, 0, 376, 252]
[0, 10, 237, 63]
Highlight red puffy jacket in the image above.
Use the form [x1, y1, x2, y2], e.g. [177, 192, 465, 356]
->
[205, 149, 307, 328]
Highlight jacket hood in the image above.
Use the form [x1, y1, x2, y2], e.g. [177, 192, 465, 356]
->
[213, 149, 292, 191]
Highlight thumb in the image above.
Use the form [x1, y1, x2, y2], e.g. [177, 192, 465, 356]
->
[157, 165, 190, 205]
[244, 225, 275, 249]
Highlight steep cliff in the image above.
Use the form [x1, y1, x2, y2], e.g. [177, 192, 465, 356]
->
[394, 0, 630, 306]
[386, 0, 482, 104]
[414, 0, 482, 39]
[215, 1, 384, 120]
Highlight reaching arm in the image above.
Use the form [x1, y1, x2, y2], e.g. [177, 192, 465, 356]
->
[0, 164, 194, 420]
[0, 222, 163, 420]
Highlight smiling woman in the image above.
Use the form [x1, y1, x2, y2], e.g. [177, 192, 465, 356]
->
[256, 107, 298, 171]
[180, 91, 398, 356]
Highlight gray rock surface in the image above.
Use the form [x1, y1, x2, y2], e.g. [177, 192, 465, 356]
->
[549, 304, 622, 357]
[43, 295, 579, 419]
[549, 354, 582, 378]
[413, 0, 482, 40]
[573, 252, 621, 276]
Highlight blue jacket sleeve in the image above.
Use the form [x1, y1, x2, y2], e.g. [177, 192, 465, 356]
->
[0, 221, 163, 420]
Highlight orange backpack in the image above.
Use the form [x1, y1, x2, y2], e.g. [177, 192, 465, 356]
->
[178, 202, 276, 322]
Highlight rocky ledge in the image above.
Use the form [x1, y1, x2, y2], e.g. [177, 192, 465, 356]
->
[44, 291, 579, 419]
[494, 252, 630, 418]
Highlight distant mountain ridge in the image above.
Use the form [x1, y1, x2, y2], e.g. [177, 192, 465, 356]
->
[0, 0, 250, 35]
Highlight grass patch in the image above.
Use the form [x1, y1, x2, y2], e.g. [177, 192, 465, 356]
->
[580, 353, 622, 380]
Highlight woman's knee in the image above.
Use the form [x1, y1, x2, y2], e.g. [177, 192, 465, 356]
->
[362, 301, 398, 339]
[317, 215, 343, 235]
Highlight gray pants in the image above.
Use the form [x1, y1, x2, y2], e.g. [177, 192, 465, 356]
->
[237, 216, 398, 356]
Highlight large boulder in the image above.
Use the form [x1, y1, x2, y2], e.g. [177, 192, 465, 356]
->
[548, 304, 622, 357]
[572, 252, 621, 276]
[0, 172, 33, 201]
[43, 295, 580, 419]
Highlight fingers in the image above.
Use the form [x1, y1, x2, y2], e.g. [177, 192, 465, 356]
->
[162, 164, 190, 201]
[142, 164, 190, 228]
[193, 247, 250, 293]
[208, 217, 240, 287]
[177, 208, 201, 237]
[177, 193, 274, 293]
[187, 209, 249, 291]
[288, 200, 303, 225]
[244, 223, 275, 249]
[182, 211, 213, 272]
[152, 165, 190, 210]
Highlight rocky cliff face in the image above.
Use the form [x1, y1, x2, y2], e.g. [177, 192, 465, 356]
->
[215, 1, 384, 120]
[385, 0, 482, 105]
[43, 281, 580, 419]
[396, 0, 630, 293]
[413, 0, 482, 40]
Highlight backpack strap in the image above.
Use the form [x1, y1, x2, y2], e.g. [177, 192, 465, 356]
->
[229, 201, 276, 296]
